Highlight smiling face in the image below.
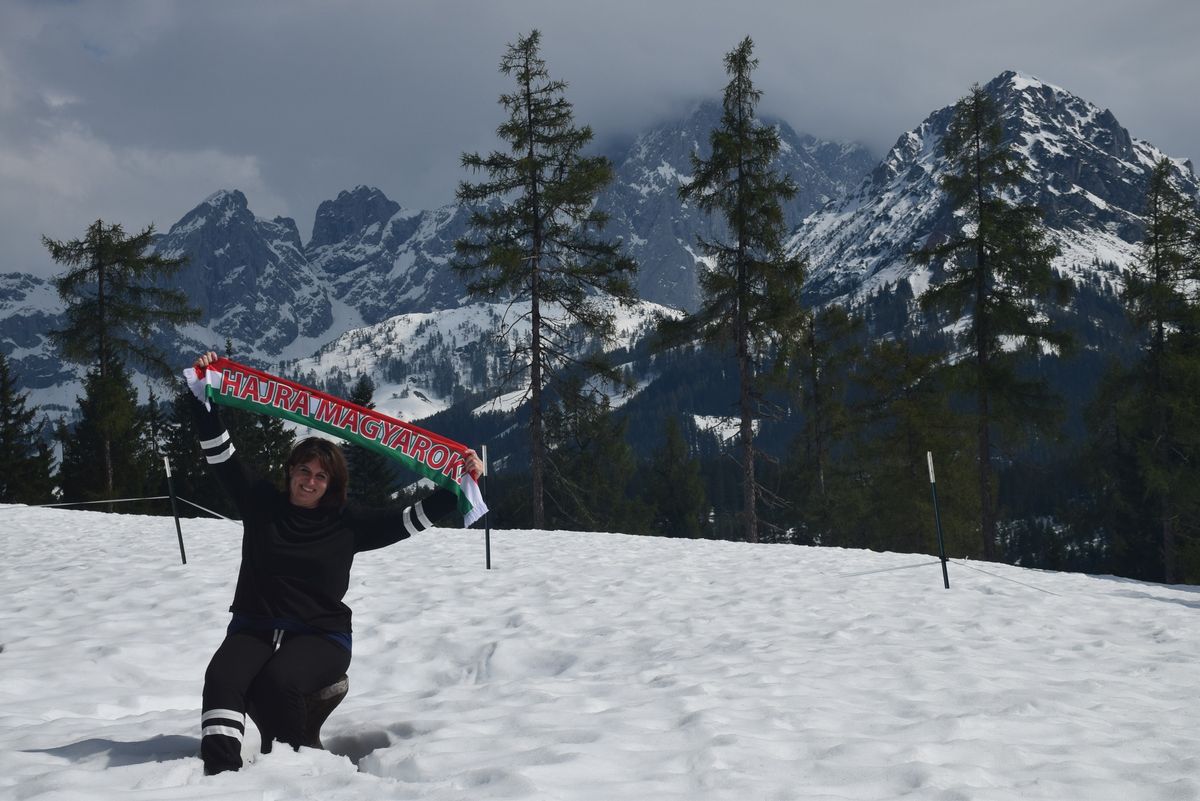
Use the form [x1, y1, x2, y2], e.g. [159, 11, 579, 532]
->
[288, 458, 330, 509]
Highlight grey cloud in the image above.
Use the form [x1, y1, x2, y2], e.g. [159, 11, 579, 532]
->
[2, 0, 1197, 279]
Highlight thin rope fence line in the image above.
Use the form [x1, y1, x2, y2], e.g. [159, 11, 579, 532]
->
[0, 496, 170, 509]
[833, 560, 944, 580]
[949, 559, 1063, 598]
[177, 497, 234, 521]
[1, 495, 234, 521]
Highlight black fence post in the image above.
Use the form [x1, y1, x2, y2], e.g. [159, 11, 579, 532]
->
[164, 456, 187, 565]
[482, 445, 491, 570]
[927, 451, 949, 589]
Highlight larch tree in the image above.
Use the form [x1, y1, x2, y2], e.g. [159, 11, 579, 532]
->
[912, 84, 1071, 561]
[454, 29, 637, 528]
[671, 36, 806, 543]
[1102, 157, 1200, 582]
[43, 219, 199, 497]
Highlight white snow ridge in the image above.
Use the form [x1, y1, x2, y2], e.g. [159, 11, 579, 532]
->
[2, 505, 1198, 799]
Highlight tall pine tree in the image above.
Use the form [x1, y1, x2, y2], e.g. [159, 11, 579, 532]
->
[670, 36, 805, 543]
[1091, 158, 1200, 582]
[912, 84, 1070, 561]
[781, 305, 861, 541]
[43, 219, 199, 496]
[454, 29, 637, 528]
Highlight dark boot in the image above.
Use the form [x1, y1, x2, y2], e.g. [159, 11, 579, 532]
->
[247, 675, 348, 753]
[303, 674, 349, 749]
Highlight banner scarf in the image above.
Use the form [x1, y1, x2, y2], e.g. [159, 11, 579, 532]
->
[184, 357, 487, 526]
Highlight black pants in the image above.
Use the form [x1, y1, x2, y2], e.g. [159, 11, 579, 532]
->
[200, 629, 351, 774]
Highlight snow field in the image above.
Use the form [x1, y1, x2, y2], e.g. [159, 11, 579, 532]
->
[2, 505, 1198, 800]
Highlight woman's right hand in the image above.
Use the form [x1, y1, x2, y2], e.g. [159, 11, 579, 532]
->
[194, 351, 219, 373]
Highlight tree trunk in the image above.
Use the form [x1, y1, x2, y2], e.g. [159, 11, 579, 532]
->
[530, 294, 545, 529]
[807, 321, 826, 501]
[972, 102, 995, 562]
[96, 250, 115, 502]
[525, 63, 546, 530]
[977, 386, 994, 561]
[975, 262, 995, 561]
[738, 341, 756, 543]
[1163, 500, 1177, 584]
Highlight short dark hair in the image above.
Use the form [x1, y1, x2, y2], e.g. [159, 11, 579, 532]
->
[284, 437, 349, 509]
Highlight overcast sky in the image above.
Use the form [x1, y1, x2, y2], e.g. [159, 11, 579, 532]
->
[2, 0, 1197, 278]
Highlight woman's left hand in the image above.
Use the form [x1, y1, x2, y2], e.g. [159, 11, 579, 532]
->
[462, 448, 484, 481]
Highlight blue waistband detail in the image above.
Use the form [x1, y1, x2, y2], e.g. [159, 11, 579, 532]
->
[227, 614, 352, 652]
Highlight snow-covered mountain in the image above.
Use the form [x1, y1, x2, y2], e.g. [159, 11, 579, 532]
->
[284, 297, 675, 424]
[599, 100, 874, 311]
[0, 106, 869, 412]
[792, 70, 1199, 305]
[6, 75, 1197, 420]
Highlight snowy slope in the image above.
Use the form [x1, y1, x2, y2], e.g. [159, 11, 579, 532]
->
[282, 298, 675, 422]
[2, 504, 1198, 800]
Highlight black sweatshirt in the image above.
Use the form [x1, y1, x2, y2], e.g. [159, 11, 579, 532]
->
[193, 398, 457, 636]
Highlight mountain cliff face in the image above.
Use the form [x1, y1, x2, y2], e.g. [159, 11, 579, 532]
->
[598, 100, 874, 311]
[792, 71, 1199, 305]
[0, 273, 71, 406]
[154, 189, 333, 355]
[305, 186, 472, 324]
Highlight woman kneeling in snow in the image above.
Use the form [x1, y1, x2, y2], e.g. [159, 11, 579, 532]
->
[189, 351, 482, 775]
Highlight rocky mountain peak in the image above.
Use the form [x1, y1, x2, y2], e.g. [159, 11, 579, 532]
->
[794, 70, 1198, 307]
[168, 189, 255, 237]
[308, 185, 402, 250]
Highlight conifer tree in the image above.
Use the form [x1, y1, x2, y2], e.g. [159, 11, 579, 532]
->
[772, 306, 866, 546]
[643, 417, 708, 538]
[58, 360, 156, 505]
[344, 374, 395, 507]
[1092, 158, 1200, 582]
[43, 220, 198, 379]
[544, 376, 646, 533]
[670, 36, 806, 542]
[912, 83, 1071, 561]
[783, 306, 860, 530]
[0, 353, 54, 503]
[845, 338, 979, 556]
[455, 29, 637, 528]
[43, 219, 199, 496]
